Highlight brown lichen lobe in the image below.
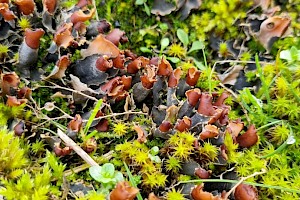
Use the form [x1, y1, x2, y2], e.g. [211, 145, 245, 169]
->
[0, 3, 16, 21]
[186, 67, 201, 86]
[234, 183, 258, 200]
[81, 34, 120, 58]
[14, 0, 35, 15]
[54, 23, 74, 49]
[24, 28, 45, 49]
[236, 124, 258, 148]
[110, 181, 139, 200]
[43, 0, 57, 14]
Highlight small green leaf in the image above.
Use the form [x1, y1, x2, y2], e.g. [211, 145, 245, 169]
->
[177, 29, 189, 47]
[144, 3, 150, 16]
[280, 49, 292, 61]
[89, 166, 103, 182]
[140, 47, 152, 53]
[102, 163, 115, 178]
[159, 23, 168, 31]
[114, 172, 125, 182]
[167, 57, 181, 63]
[280, 46, 300, 62]
[188, 40, 205, 54]
[193, 59, 206, 70]
[290, 46, 299, 61]
[150, 146, 159, 155]
[83, 99, 103, 135]
[160, 38, 170, 52]
[148, 155, 161, 163]
[135, 0, 145, 5]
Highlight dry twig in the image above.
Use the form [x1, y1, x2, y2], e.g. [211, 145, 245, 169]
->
[57, 128, 99, 166]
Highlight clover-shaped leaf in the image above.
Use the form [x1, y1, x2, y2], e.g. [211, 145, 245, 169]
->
[150, 146, 159, 155]
[114, 171, 125, 182]
[102, 163, 115, 178]
[89, 166, 103, 182]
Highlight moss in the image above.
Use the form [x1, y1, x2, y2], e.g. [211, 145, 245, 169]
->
[112, 122, 128, 137]
[95, 0, 157, 54]
[223, 132, 241, 163]
[165, 156, 181, 173]
[0, 102, 26, 126]
[168, 132, 195, 161]
[165, 188, 186, 200]
[142, 172, 167, 188]
[0, 44, 9, 54]
[0, 127, 28, 174]
[17, 17, 31, 30]
[167, 44, 187, 58]
[199, 142, 219, 162]
[196, 67, 220, 91]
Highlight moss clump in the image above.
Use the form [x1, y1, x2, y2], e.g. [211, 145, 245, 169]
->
[0, 44, 9, 60]
[0, 166, 52, 200]
[199, 142, 219, 162]
[165, 188, 186, 200]
[0, 102, 27, 126]
[17, 17, 31, 30]
[116, 141, 166, 188]
[168, 132, 195, 161]
[112, 122, 128, 137]
[167, 44, 187, 58]
[190, 0, 251, 40]
[165, 156, 181, 173]
[0, 127, 28, 174]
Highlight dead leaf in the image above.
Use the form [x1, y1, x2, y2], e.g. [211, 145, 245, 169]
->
[258, 15, 291, 51]
[218, 65, 244, 85]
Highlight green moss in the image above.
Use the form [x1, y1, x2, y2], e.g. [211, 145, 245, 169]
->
[0, 127, 28, 174]
[112, 122, 128, 137]
[0, 44, 9, 54]
[70, 49, 82, 63]
[167, 44, 187, 58]
[269, 124, 290, 144]
[165, 188, 186, 200]
[196, 67, 220, 91]
[223, 132, 241, 163]
[17, 17, 31, 30]
[165, 156, 181, 173]
[190, 0, 251, 41]
[78, 191, 106, 200]
[143, 172, 167, 188]
[168, 132, 195, 161]
[0, 102, 26, 126]
[199, 142, 219, 162]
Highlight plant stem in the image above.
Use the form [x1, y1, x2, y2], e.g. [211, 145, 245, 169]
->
[124, 162, 143, 200]
[83, 99, 103, 136]
[256, 120, 282, 131]
[255, 54, 271, 112]
[57, 128, 99, 166]
[202, 48, 212, 94]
